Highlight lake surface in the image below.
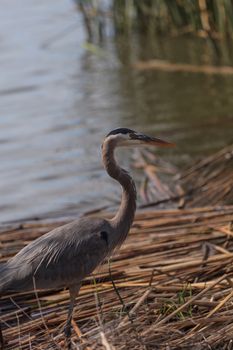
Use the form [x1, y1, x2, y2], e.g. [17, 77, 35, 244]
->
[0, 0, 233, 223]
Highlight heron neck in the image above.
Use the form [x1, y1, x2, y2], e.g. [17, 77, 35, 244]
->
[102, 140, 137, 240]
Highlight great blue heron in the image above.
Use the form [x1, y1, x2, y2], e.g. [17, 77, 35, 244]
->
[0, 128, 174, 349]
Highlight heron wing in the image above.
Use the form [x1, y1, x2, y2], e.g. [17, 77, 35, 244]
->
[1, 217, 111, 291]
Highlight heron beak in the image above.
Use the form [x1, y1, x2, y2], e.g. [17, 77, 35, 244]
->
[130, 133, 175, 147]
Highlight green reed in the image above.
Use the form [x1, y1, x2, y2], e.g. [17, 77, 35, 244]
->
[112, 0, 233, 38]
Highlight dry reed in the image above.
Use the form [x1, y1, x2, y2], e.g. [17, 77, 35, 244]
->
[0, 145, 233, 349]
[1, 204, 233, 349]
[136, 144, 233, 209]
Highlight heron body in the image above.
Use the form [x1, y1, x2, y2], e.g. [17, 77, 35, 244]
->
[0, 128, 173, 349]
[0, 218, 112, 291]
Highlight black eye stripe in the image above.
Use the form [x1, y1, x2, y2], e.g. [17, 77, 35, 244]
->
[107, 128, 135, 137]
[130, 133, 144, 140]
[130, 133, 138, 139]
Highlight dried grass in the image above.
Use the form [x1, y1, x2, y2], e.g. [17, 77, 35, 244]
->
[136, 144, 233, 209]
[134, 60, 233, 75]
[1, 204, 233, 349]
[1, 145, 233, 349]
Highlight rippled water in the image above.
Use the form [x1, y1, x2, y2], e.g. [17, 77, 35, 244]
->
[0, 0, 233, 223]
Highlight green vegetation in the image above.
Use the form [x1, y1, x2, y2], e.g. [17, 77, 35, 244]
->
[76, 0, 233, 38]
[113, 0, 233, 38]
[161, 284, 193, 320]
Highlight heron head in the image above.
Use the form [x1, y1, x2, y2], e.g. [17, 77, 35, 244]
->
[105, 128, 175, 148]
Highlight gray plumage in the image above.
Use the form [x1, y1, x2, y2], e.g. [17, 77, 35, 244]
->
[0, 128, 173, 349]
[0, 218, 112, 292]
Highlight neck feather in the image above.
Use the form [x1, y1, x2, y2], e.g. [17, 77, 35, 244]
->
[102, 139, 137, 242]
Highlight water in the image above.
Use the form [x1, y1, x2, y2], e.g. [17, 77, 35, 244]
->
[0, 0, 233, 223]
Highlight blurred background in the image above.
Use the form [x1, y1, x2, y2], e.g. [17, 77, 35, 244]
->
[0, 0, 233, 223]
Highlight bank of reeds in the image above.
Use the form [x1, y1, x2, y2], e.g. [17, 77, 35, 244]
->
[113, 0, 233, 39]
[135, 143, 233, 208]
[1, 205, 233, 349]
[77, 0, 233, 41]
[0, 145, 233, 349]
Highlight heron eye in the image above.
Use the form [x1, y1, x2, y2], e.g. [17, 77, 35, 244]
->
[100, 231, 109, 246]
